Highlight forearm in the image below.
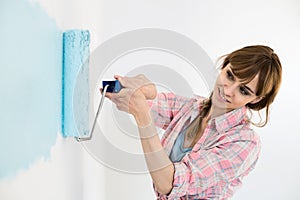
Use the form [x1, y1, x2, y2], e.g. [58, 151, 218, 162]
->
[134, 109, 174, 195]
[140, 135, 174, 195]
[105, 80, 172, 194]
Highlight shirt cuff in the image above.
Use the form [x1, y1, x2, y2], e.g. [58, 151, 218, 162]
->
[167, 162, 190, 198]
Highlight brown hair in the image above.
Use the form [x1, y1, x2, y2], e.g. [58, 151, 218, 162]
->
[220, 45, 282, 126]
[186, 45, 282, 142]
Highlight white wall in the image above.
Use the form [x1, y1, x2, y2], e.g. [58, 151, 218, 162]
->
[1, 0, 299, 199]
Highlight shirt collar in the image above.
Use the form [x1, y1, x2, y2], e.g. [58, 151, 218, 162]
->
[192, 96, 248, 133]
[213, 106, 248, 133]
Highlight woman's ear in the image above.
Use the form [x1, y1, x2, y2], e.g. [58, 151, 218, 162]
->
[250, 96, 263, 104]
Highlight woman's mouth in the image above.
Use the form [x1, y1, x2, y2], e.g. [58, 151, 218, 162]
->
[218, 88, 230, 103]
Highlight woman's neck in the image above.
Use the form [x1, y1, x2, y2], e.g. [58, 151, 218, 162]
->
[208, 105, 232, 120]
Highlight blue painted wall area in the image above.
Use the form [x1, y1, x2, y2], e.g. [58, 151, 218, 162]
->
[0, 0, 61, 179]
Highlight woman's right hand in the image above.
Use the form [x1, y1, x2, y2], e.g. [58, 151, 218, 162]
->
[114, 74, 157, 100]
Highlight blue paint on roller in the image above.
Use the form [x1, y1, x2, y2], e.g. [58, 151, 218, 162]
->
[62, 30, 90, 137]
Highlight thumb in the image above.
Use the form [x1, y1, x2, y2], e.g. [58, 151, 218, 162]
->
[114, 74, 125, 87]
[114, 74, 122, 80]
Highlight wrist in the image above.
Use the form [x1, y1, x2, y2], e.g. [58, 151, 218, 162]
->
[133, 107, 152, 127]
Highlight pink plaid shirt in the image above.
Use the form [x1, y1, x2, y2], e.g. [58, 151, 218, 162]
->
[149, 93, 261, 200]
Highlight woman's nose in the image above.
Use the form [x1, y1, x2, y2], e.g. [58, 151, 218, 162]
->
[224, 84, 236, 97]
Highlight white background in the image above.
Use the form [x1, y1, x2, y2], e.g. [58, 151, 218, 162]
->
[1, 0, 300, 199]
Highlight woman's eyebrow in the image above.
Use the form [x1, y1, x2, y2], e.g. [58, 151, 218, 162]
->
[228, 66, 255, 95]
[244, 85, 255, 94]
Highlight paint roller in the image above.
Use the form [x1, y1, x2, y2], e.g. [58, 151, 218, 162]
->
[61, 29, 118, 141]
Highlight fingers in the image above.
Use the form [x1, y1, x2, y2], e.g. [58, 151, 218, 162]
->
[114, 74, 126, 88]
[113, 74, 120, 79]
[100, 87, 129, 102]
[114, 74, 122, 83]
[105, 92, 114, 100]
[99, 88, 113, 100]
[114, 74, 149, 89]
[100, 88, 129, 113]
[114, 74, 127, 90]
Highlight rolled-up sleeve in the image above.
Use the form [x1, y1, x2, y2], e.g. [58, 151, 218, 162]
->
[166, 131, 261, 199]
[148, 93, 191, 129]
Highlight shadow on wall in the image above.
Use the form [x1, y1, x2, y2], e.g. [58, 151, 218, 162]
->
[0, 0, 62, 179]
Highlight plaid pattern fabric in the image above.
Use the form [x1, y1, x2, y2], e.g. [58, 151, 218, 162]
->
[148, 93, 261, 200]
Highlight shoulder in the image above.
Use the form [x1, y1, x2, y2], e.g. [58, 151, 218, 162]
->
[192, 94, 207, 102]
[226, 124, 261, 150]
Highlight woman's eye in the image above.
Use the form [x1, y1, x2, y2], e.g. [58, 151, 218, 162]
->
[226, 71, 234, 80]
[240, 87, 249, 95]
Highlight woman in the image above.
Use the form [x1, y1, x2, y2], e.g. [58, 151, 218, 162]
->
[103, 45, 282, 199]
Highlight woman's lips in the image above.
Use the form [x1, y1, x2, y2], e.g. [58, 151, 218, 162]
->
[218, 88, 231, 103]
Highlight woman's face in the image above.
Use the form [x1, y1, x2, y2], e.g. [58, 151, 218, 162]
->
[212, 64, 262, 112]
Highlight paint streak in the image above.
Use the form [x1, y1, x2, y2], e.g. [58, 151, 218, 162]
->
[0, 0, 61, 179]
